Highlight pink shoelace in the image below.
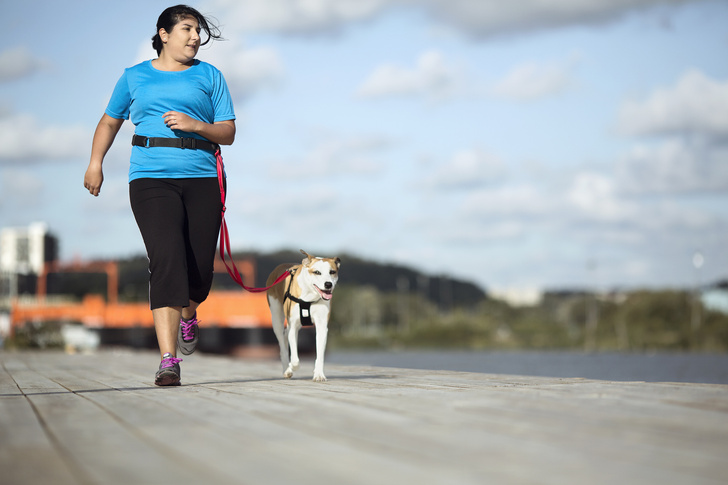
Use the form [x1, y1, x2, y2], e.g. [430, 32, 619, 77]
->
[160, 356, 183, 368]
[180, 317, 198, 341]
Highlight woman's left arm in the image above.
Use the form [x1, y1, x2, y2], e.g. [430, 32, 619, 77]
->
[163, 111, 236, 145]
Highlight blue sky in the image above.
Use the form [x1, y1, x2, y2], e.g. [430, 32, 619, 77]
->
[1, 0, 727, 293]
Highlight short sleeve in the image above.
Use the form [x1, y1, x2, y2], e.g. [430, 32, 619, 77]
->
[104, 69, 132, 120]
[210, 68, 235, 123]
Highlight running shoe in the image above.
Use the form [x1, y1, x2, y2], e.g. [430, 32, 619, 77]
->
[155, 353, 182, 386]
[178, 314, 199, 355]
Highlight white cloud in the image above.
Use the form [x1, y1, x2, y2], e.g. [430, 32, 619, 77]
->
[203, 0, 389, 35]
[199, 42, 284, 101]
[449, 163, 672, 234]
[0, 113, 89, 163]
[267, 134, 391, 178]
[0, 169, 44, 211]
[491, 57, 578, 100]
[462, 183, 554, 220]
[614, 70, 728, 196]
[0, 47, 47, 82]
[413, 0, 699, 38]
[204, 0, 701, 38]
[567, 172, 633, 222]
[616, 138, 728, 194]
[357, 50, 466, 100]
[423, 148, 505, 190]
[617, 70, 728, 138]
[420, 160, 719, 286]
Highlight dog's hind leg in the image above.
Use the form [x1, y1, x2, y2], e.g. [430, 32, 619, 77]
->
[268, 295, 289, 375]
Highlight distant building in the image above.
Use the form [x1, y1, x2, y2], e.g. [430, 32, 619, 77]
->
[0, 222, 58, 275]
[1, 223, 59, 304]
[488, 286, 544, 306]
[702, 282, 728, 315]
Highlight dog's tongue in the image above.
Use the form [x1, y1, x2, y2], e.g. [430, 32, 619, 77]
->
[317, 287, 333, 300]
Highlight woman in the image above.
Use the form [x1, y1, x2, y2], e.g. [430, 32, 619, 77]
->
[83, 5, 236, 386]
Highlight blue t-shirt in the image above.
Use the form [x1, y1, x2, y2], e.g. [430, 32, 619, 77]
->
[105, 59, 236, 181]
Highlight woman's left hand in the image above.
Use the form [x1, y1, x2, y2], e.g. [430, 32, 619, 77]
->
[163, 111, 200, 133]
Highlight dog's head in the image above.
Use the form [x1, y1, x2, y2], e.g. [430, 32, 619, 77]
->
[300, 249, 340, 301]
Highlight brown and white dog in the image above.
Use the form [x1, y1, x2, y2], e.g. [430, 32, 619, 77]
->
[266, 250, 340, 382]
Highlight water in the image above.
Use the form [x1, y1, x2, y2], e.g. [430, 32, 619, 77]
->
[326, 350, 728, 385]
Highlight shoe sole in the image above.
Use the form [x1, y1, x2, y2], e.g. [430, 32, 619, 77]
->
[178, 338, 198, 355]
[155, 370, 181, 386]
[178, 326, 199, 355]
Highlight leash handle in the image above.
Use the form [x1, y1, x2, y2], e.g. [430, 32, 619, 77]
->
[216, 149, 290, 292]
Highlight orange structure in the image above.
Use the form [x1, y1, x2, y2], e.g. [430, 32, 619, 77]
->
[10, 257, 273, 331]
[37, 260, 119, 304]
[11, 291, 272, 329]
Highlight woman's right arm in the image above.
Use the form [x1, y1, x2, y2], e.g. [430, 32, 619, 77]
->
[84, 114, 124, 197]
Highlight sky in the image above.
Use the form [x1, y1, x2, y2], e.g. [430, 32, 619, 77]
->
[1, 0, 727, 293]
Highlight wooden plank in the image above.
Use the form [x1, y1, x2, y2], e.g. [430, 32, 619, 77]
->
[1, 350, 727, 485]
[0, 360, 22, 396]
[62, 354, 443, 484]
[194, 369, 723, 484]
[1, 352, 230, 484]
[0, 396, 79, 485]
[1, 354, 80, 484]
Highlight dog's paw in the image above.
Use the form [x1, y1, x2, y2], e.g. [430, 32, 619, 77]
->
[284, 365, 294, 379]
[313, 373, 327, 382]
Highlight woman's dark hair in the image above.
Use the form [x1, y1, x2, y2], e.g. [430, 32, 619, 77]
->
[151, 5, 222, 55]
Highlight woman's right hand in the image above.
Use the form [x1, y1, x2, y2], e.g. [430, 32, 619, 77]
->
[84, 162, 104, 197]
[85, 114, 123, 197]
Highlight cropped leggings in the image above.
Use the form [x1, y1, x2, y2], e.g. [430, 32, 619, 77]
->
[129, 177, 223, 310]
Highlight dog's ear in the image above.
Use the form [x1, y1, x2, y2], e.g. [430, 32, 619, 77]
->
[334, 257, 341, 269]
[300, 249, 312, 265]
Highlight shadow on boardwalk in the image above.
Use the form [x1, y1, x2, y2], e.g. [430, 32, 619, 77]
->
[2, 349, 727, 485]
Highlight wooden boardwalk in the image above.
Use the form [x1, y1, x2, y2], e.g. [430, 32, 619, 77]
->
[2, 349, 727, 485]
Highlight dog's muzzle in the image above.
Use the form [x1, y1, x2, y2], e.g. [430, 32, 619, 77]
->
[315, 284, 334, 301]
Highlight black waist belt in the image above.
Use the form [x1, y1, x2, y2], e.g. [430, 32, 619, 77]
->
[132, 134, 219, 153]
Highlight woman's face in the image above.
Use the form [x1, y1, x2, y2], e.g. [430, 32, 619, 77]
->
[160, 16, 200, 62]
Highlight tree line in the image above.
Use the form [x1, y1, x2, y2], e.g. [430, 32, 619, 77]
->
[40, 250, 728, 352]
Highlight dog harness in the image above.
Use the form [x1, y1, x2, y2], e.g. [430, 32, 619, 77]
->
[283, 270, 315, 327]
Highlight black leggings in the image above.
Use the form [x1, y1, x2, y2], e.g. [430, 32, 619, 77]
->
[129, 177, 223, 310]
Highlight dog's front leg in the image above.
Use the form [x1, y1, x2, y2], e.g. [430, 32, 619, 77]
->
[312, 318, 329, 382]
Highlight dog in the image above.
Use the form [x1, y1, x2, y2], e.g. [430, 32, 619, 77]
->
[266, 250, 340, 382]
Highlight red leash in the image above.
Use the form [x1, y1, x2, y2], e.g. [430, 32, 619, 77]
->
[215, 149, 290, 292]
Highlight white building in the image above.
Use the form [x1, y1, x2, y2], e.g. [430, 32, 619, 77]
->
[702, 286, 728, 315]
[0, 222, 58, 275]
[488, 286, 544, 307]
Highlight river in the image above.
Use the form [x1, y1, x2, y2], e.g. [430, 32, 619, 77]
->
[326, 349, 728, 384]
